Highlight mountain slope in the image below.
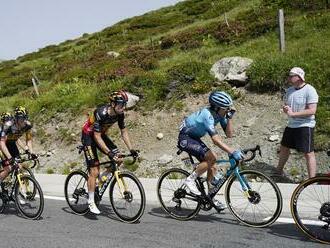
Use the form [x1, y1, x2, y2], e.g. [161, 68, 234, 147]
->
[0, 0, 329, 148]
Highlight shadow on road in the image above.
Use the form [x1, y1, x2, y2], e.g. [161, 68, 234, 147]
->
[267, 223, 321, 245]
[148, 206, 238, 225]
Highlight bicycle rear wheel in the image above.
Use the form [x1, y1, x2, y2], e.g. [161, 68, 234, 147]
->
[15, 175, 44, 220]
[226, 170, 282, 227]
[291, 176, 330, 244]
[157, 168, 201, 221]
[109, 171, 146, 223]
[64, 170, 89, 215]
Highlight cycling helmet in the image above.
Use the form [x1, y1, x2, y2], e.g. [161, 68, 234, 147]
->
[14, 106, 28, 119]
[109, 90, 128, 105]
[209, 91, 233, 108]
[1, 112, 13, 122]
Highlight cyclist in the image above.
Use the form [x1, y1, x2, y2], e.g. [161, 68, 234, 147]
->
[178, 91, 244, 210]
[81, 90, 138, 215]
[0, 107, 36, 185]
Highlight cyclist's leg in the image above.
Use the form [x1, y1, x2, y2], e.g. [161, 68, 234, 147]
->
[0, 141, 19, 181]
[178, 134, 210, 195]
[82, 133, 101, 214]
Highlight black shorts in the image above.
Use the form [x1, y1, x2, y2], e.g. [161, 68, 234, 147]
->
[177, 132, 210, 162]
[81, 132, 118, 168]
[281, 127, 314, 153]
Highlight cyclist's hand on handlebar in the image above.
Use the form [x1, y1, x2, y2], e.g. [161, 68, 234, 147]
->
[29, 153, 38, 160]
[229, 150, 244, 161]
[130, 149, 139, 158]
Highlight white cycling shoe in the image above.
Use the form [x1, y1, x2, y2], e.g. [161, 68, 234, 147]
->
[88, 202, 101, 215]
[184, 178, 201, 196]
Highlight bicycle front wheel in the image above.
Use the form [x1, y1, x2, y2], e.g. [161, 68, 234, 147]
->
[226, 170, 282, 227]
[291, 176, 330, 244]
[15, 175, 44, 220]
[64, 170, 89, 215]
[109, 171, 146, 223]
[157, 168, 201, 221]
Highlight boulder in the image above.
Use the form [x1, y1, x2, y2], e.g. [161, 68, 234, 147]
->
[157, 133, 164, 140]
[158, 154, 174, 165]
[126, 92, 140, 109]
[210, 57, 253, 86]
[107, 51, 120, 58]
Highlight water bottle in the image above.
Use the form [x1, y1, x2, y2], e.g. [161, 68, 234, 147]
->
[211, 171, 224, 186]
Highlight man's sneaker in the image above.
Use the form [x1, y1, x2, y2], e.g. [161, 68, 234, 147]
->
[213, 199, 226, 211]
[88, 202, 101, 215]
[19, 198, 26, 205]
[184, 178, 201, 196]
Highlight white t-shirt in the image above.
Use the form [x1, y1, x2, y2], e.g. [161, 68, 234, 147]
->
[284, 84, 318, 128]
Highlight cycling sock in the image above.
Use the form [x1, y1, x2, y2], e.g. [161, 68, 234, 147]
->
[88, 192, 94, 203]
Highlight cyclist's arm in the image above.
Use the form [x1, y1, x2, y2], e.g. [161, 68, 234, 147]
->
[25, 130, 33, 153]
[210, 134, 235, 154]
[93, 132, 111, 154]
[0, 137, 12, 160]
[120, 128, 133, 151]
[225, 118, 233, 138]
[16, 138, 26, 150]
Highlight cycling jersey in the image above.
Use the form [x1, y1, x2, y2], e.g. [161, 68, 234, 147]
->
[82, 104, 125, 135]
[180, 107, 227, 139]
[0, 118, 33, 141]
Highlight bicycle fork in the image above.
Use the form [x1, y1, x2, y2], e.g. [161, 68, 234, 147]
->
[114, 171, 128, 198]
[234, 168, 252, 198]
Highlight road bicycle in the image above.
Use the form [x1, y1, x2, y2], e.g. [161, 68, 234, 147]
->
[0, 160, 44, 219]
[157, 145, 283, 227]
[64, 146, 146, 223]
[290, 150, 330, 244]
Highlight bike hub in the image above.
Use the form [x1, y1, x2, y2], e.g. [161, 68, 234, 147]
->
[248, 191, 261, 204]
[124, 191, 133, 202]
[174, 188, 186, 199]
[320, 202, 330, 218]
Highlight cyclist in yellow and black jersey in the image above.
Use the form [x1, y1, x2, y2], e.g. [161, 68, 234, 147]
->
[0, 107, 37, 185]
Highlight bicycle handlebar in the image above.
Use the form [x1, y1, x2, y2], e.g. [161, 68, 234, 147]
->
[17, 153, 40, 169]
[241, 145, 262, 162]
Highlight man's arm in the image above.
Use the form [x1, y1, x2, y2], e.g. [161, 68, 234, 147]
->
[121, 128, 133, 151]
[93, 132, 112, 154]
[0, 138, 12, 160]
[284, 103, 317, 117]
[225, 118, 234, 138]
[211, 134, 235, 154]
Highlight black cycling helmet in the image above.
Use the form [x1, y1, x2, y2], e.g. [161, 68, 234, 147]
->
[1, 112, 13, 122]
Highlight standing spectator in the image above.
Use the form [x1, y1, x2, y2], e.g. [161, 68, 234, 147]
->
[277, 67, 319, 178]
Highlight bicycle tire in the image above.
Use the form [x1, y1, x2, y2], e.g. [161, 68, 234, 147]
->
[15, 175, 44, 220]
[157, 168, 201, 221]
[291, 176, 330, 244]
[64, 170, 89, 215]
[225, 170, 282, 227]
[109, 171, 146, 223]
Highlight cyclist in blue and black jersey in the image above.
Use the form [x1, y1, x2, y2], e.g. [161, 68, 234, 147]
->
[178, 91, 244, 209]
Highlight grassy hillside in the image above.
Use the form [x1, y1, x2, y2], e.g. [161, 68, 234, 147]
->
[0, 0, 329, 149]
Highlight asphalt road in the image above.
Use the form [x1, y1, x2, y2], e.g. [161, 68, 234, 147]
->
[0, 199, 324, 248]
